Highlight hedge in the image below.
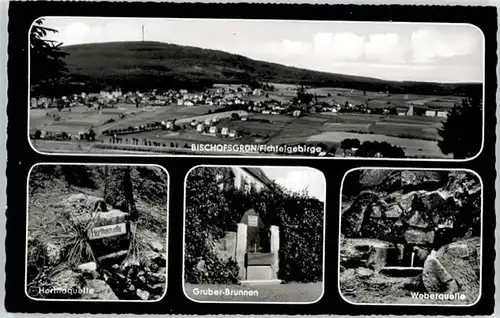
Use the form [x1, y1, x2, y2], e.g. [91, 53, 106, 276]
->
[184, 167, 324, 284]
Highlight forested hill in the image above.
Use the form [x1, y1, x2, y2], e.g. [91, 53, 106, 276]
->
[58, 41, 481, 96]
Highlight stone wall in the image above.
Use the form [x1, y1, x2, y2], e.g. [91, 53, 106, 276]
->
[342, 170, 481, 251]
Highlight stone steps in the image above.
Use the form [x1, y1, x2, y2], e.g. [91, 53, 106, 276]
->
[239, 279, 282, 287]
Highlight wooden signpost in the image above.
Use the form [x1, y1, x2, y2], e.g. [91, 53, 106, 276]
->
[88, 223, 127, 240]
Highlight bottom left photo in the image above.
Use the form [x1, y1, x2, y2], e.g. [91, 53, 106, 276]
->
[25, 164, 169, 301]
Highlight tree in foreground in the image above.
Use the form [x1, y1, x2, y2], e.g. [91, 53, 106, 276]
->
[30, 18, 68, 95]
[103, 166, 138, 221]
[437, 97, 483, 159]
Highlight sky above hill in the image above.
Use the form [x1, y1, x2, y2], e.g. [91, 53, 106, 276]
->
[261, 167, 326, 202]
[38, 17, 484, 83]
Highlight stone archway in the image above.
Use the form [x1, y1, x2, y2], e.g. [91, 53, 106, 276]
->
[235, 209, 280, 285]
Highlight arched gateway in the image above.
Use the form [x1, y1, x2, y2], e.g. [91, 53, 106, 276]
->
[236, 209, 281, 286]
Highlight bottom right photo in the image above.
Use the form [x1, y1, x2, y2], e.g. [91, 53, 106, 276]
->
[339, 168, 482, 306]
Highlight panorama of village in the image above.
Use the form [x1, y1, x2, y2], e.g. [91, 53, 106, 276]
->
[28, 17, 483, 159]
[30, 83, 461, 158]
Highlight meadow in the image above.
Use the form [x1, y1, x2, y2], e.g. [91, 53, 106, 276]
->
[29, 84, 462, 158]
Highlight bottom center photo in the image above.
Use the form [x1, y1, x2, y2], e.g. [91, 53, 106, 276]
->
[183, 165, 326, 304]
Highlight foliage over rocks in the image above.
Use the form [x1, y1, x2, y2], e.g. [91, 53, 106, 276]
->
[340, 169, 481, 304]
[341, 170, 480, 245]
[27, 165, 168, 300]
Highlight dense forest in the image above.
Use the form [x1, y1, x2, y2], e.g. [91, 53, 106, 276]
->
[34, 41, 482, 97]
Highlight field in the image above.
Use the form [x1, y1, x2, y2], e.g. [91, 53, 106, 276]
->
[29, 84, 463, 158]
[184, 282, 323, 303]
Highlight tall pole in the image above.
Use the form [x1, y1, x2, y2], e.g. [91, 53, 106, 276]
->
[142, 25, 144, 42]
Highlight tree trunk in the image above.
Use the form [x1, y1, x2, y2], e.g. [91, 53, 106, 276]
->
[104, 167, 138, 221]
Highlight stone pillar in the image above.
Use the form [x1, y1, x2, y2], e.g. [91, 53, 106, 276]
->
[270, 225, 280, 279]
[236, 223, 247, 280]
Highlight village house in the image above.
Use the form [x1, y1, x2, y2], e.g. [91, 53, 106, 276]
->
[217, 167, 275, 193]
[179, 89, 188, 95]
[183, 100, 195, 107]
[397, 107, 408, 116]
[196, 123, 204, 133]
[229, 130, 238, 138]
[112, 89, 123, 98]
[209, 126, 218, 134]
[221, 127, 229, 136]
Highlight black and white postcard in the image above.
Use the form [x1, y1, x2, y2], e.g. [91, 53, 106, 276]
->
[5, 2, 497, 316]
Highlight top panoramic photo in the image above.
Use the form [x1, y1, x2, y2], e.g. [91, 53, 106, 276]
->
[29, 17, 484, 160]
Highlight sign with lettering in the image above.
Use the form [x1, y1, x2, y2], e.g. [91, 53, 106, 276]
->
[88, 223, 127, 240]
[248, 215, 259, 227]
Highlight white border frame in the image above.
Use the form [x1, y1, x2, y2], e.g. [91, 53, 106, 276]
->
[337, 167, 484, 307]
[24, 162, 171, 303]
[181, 164, 326, 304]
[27, 17, 486, 162]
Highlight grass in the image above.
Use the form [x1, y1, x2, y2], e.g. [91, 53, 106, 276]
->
[306, 131, 450, 158]
[184, 282, 323, 303]
[121, 221, 148, 268]
[30, 83, 461, 159]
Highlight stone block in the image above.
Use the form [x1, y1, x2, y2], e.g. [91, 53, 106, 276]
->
[246, 265, 273, 280]
[422, 253, 454, 292]
[420, 191, 447, 212]
[236, 223, 247, 280]
[445, 243, 470, 259]
[371, 206, 382, 218]
[384, 204, 403, 218]
[408, 211, 429, 229]
[356, 267, 374, 279]
[78, 262, 98, 278]
[404, 229, 435, 245]
[401, 171, 444, 189]
[399, 191, 417, 212]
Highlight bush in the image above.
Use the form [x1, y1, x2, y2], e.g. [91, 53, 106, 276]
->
[184, 167, 324, 284]
[341, 138, 361, 150]
[355, 141, 405, 158]
[185, 251, 239, 284]
[34, 130, 42, 139]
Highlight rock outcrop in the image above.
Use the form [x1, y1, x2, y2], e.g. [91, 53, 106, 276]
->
[422, 237, 480, 301]
[340, 170, 481, 304]
[340, 238, 401, 271]
[342, 170, 481, 250]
